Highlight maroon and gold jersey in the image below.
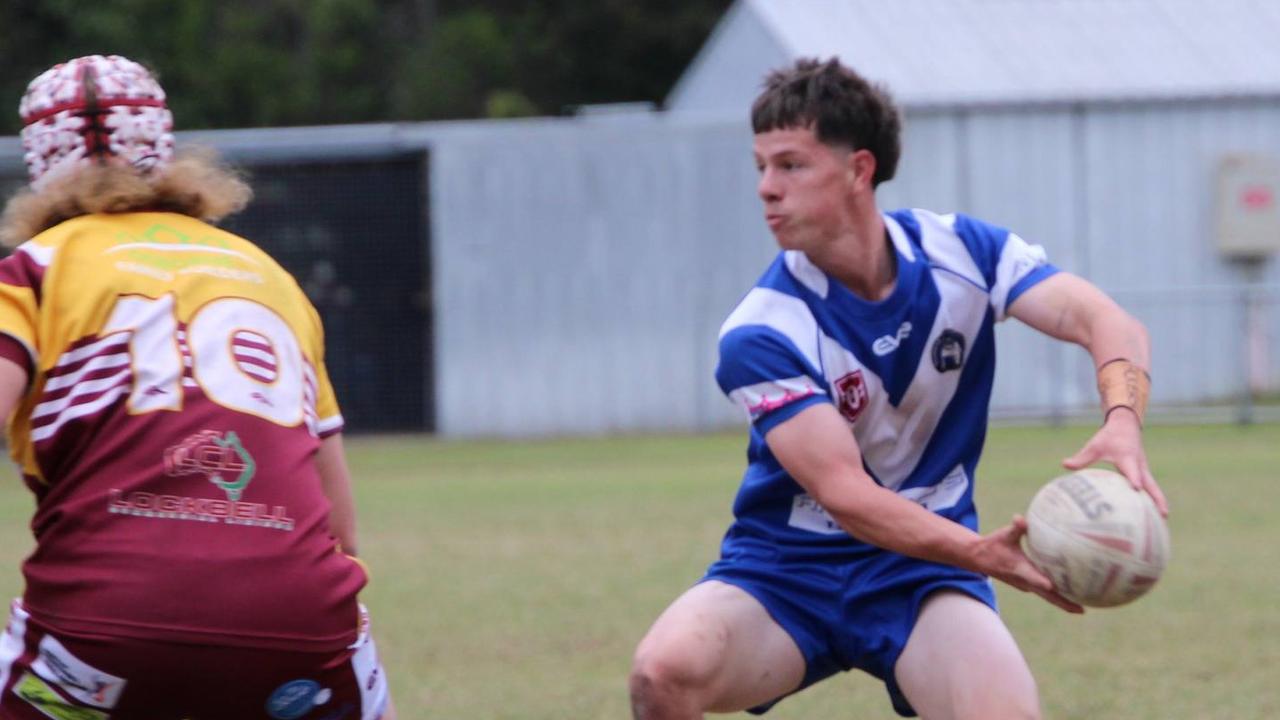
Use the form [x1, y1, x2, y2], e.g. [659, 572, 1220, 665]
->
[0, 212, 366, 650]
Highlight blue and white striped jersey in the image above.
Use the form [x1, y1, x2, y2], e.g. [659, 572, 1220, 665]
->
[715, 208, 1058, 555]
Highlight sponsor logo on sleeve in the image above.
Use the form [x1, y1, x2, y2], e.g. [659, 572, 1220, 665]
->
[729, 377, 824, 421]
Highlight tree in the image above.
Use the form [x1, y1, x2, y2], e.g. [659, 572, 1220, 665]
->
[0, 0, 732, 130]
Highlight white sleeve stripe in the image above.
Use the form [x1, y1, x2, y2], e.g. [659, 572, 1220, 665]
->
[885, 213, 917, 262]
[15, 241, 55, 267]
[921, 213, 986, 289]
[784, 251, 829, 297]
[991, 232, 1049, 319]
[719, 288, 822, 373]
[317, 415, 344, 433]
[30, 385, 129, 442]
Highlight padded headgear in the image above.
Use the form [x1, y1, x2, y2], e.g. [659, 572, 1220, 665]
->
[19, 54, 174, 189]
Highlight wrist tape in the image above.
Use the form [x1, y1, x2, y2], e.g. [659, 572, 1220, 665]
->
[1097, 359, 1150, 426]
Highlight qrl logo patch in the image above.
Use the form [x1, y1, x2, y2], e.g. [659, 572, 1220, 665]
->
[834, 370, 869, 423]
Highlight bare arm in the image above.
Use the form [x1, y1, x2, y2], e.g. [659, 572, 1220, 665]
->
[1007, 272, 1149, 371]
[1008, 272, 1168, 514]
[0, 356, 27, 421]
[766, 403, 1082, 613]
[316, 433, 359, 556]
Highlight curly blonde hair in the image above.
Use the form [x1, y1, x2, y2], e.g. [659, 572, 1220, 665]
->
[0, 148, 252, 247]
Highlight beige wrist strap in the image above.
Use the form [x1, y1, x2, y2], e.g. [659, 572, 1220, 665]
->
[1097, 359, 1150, 425]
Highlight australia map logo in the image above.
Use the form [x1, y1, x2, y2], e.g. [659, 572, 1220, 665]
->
[108, 429, 294, 531]
[164, 429, 256, 500]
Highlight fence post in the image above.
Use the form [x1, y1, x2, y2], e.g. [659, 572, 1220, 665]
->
[1238, 283, 1256, 425]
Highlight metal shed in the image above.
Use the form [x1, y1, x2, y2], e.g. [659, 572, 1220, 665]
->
[669, 0, 1280, 110]
[1, 1, 1278, 436]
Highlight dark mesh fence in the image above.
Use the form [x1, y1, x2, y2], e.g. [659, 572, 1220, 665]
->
[0, 155, 433, 434]
[223, 156, 432, 433]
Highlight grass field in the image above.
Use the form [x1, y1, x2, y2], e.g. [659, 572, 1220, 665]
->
[0, 422, 1276, 719]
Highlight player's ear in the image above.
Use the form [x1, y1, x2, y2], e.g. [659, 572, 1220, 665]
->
[846, 148, 877, 190]
[849, 148, 880, 189]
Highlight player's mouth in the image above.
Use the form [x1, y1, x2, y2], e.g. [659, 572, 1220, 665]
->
[765, 213, 787, 230]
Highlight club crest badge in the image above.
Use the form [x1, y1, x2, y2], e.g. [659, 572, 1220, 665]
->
[165, 430, 256, 501]
[834, 370, 869, 423]
[931, 330, 966, 372]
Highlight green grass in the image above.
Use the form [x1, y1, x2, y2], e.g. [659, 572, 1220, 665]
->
[0, 423, 1276, 719]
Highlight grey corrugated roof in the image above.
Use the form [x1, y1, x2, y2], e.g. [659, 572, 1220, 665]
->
[680, 0, 1280, 108]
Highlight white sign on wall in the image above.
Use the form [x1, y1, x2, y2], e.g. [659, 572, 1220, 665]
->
[1216, 154, 1280, 259]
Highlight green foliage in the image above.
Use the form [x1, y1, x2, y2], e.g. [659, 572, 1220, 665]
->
[0, 0, 732, 131]
[484, 89, 539, 119]
[388, 8, 521, 120]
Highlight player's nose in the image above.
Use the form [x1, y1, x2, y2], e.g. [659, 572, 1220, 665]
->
[757, 167, 783, 202]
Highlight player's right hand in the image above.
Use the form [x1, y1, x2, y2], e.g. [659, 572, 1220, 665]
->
[976, 516, 1085, 614]
[1062, 408, 1169, 517]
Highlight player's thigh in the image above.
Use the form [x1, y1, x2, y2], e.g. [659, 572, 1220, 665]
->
[632, 579, 804, 712]
[894, 591, 1039, 720]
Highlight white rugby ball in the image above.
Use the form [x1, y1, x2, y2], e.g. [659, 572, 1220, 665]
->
[1023, 468, 1170, 608]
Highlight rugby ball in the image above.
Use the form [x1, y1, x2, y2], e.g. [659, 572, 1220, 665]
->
[1023, 469, 1170, 608]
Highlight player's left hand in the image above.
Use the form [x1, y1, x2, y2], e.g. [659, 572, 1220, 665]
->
[981, 516, 1085, 614]
[1062, 408, 1168, 517]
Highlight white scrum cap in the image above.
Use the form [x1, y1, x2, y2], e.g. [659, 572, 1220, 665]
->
[19, 54, 175, 189]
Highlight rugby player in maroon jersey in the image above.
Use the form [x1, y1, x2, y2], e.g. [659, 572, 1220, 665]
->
[0, 56, 396, 720]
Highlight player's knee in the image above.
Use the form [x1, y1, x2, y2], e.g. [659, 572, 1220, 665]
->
[629, 646, 714, 715]
[628, 651, 685, 701]
[951, 682, 1040, 720]
[904, 661, 1040, 720]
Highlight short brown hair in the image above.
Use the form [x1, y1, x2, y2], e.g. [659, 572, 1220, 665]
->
[751, 58, 902, 186]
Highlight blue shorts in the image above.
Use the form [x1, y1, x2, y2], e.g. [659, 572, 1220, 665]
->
[703, 539, 997, 717]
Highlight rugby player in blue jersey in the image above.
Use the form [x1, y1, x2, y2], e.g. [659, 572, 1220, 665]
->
[629, 58, 1168, 720]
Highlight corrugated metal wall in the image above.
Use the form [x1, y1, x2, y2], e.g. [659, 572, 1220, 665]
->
[426, 101, 1280, 436]
[942, 100, 1280, 415]
[2, 100, 1277, 437]
[424, 117, 775, 436]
